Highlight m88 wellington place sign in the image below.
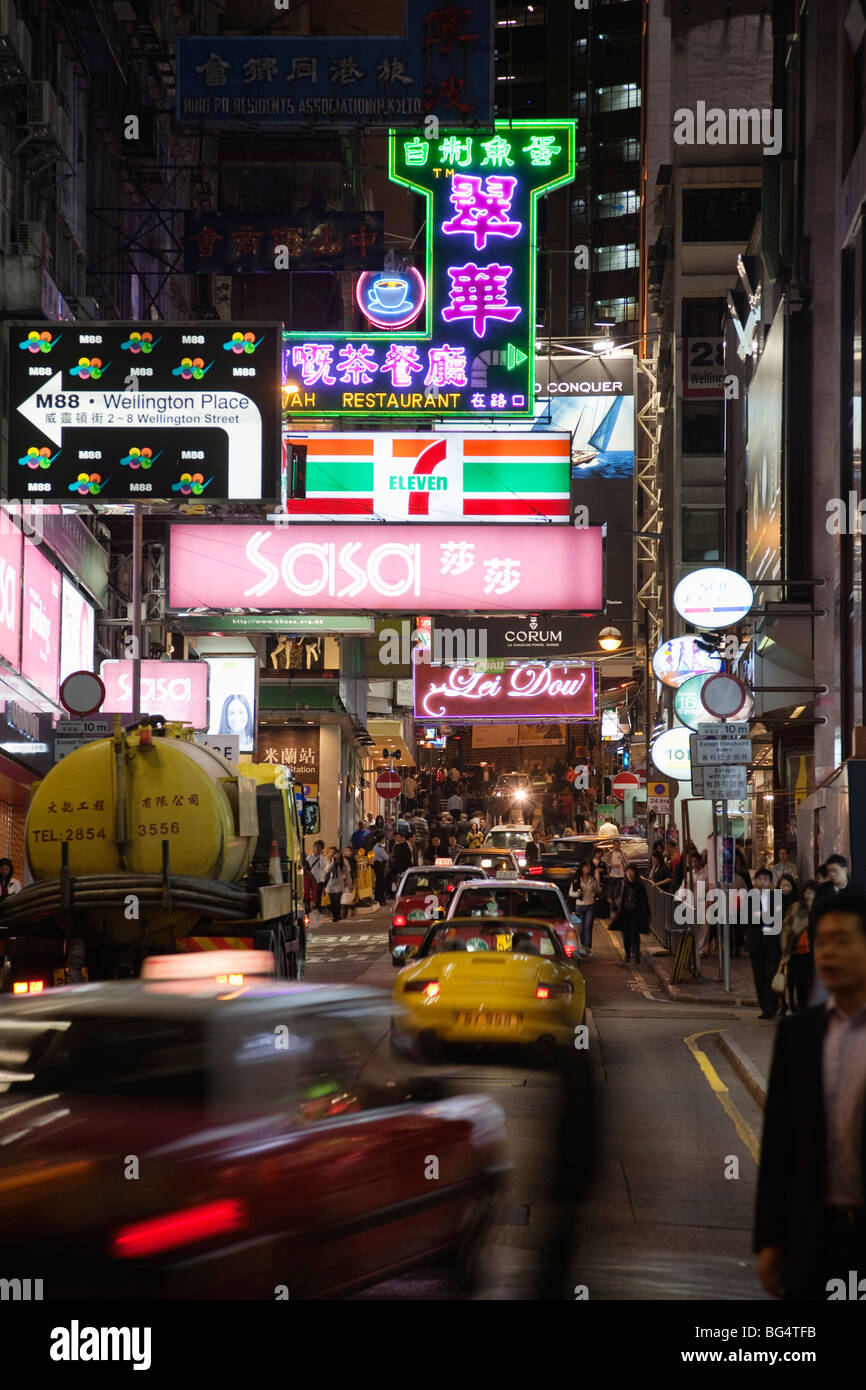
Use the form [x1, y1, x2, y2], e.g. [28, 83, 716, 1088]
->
[7, 322, 282, 502]
[282, 121, 575, 420]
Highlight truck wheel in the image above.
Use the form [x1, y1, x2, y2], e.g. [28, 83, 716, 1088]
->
[290, 926, 306, 982]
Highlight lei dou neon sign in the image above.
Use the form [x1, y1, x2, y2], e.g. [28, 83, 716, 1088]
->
[282, 120, 575, 420]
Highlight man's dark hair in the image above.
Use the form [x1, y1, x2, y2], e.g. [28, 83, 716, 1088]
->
[813, 892, 866, 937]
[825, 854, 848, 869]
[754, 867, 772, 882]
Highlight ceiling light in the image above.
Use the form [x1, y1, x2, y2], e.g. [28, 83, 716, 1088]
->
[598, 626, 623, 652]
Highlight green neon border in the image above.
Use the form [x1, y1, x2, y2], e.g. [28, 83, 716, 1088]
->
[281, 119, 576, 420]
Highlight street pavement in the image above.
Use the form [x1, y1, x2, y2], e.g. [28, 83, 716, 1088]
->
[305, 901, 775, 1300]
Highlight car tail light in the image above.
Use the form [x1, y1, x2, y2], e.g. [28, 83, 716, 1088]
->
[527, 865, 543, 875]
[111, 1199, 247, 1259]
[13, 980, 45, 995]
[215, 973, 244, 985]
[564, 929, 579, 957]
[536, 981, 574, 999]
[404, 980, 440, 998]
[392, 914, 407, 928]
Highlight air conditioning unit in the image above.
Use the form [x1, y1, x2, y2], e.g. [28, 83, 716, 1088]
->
[66, 294, 99, 320]
[27, 79, 57, 131]
[10, 220, 48, 260]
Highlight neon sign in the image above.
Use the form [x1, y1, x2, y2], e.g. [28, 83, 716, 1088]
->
[281, 120, 575, 419]
[414, 662, 596, 721]
[356, 269, 426, 330]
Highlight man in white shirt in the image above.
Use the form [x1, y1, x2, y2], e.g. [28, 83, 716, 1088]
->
[306, 840, 329, 911]
[446, 788, 464, 816]
[771, 846, 799, 885]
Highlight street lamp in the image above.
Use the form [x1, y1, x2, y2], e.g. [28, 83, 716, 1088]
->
[598, 626, 623, 652]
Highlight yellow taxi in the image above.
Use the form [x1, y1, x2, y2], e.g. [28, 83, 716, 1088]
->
[392, 916, 586, 1056]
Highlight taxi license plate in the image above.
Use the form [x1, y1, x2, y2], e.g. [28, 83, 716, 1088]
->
[458, 1011, 520, 1028]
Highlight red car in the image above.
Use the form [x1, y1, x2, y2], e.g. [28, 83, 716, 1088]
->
[446, 879, 580, 957]
[0, 981, 507, 1299]
[390, 864, 488, 950]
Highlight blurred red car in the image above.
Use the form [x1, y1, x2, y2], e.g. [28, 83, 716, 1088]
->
[390, 864, 487, 950]
[0, 981, 507, 1299]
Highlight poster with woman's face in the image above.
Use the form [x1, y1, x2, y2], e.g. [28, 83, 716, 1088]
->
[205, 656, 257, 751]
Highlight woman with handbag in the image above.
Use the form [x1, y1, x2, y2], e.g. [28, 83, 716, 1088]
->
[325, 849, 353, 924]
[611, 864, 651, 964]
[778, 876, 816, 1014]
[569, 860, 600, 958]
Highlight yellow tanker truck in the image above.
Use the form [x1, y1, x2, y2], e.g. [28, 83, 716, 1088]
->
[0, 718, 320, 992]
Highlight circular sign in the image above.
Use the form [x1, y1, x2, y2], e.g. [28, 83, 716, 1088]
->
[611, 771, 641, 803]
[700, 672, 748, 719]
[673, 567, 754, 630]
[651, 636, 723, 689]
[375, 768, 402, 798]
[673, 673, 714, 730]
[356, 267, 426, 330]
[650, 728, 693, 781]
[59, 670, 105, 716]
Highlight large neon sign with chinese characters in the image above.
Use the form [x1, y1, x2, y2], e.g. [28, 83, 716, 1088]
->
[282, 120, 575, 420]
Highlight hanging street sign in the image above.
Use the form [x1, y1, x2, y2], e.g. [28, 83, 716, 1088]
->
[7, 322, 282, 502]
[376, 768, 402, 798]
[700, 671, 749, 719]
[672, 567, 753, 629]
[692, 764, 749, 799]
[650, 727, 693, 780]
[611, 770, 642, 802]
[696, 721, 750, 737]
[651, 636, 723, 689]
[281, 121, 576, 420]
[692, 736, 753, 766]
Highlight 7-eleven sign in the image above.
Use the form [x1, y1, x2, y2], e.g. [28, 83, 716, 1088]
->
[283, 431, 571, 522]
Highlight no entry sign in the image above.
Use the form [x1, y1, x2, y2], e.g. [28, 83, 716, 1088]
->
[375, 768, 402, 799]
[611, 771, 642, 803]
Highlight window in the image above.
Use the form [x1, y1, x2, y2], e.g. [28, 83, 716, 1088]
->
[594, 296, 638, 323]
[681, 188, 761, 243]
[569, 304, 587, 326]
[610, 137, 640, 163]
[682, 297, 727, 337]
[682, 401, 724, 454]
[682, 510, 725, 564]
[571, 197, 588, 220]
[595, 83, 641, 113]
[596, 190, 639, 218]
[594, 243, 640, 272]
[572, 90, 588, 114]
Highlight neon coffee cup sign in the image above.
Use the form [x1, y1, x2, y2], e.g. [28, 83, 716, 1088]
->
[414, 662, 595, 721]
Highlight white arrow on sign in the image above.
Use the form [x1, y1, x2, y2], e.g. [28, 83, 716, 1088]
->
[17, 371, 262, 499]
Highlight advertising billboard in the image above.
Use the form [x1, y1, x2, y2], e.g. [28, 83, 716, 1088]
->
[746, 305, 784, 601]
[0, 520, 22, 670]
[176, 3, 494, 129]
[414, 662, 595, 721]
[21, 541, 62, 703]
[7, 321, 282, 502]
[682, 338, 725, 398]
[59, 577, 95, 685]
[99, 660, 209, 726]
[281, 121, 575, 420]
[281, 432, 571, 521]
[205, 656, 257, 753]
[168, 522, 604, 613]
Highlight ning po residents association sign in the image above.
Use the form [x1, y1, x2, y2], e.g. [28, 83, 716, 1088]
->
[281, 121, 576, 420]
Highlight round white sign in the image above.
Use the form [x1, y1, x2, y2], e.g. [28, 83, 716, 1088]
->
[673, 568, 753, 630]
[651, 636, 723, 689]
[650, 727, 693, 781]
[700, 672, 748, 718]
[60, 670, 105, 717]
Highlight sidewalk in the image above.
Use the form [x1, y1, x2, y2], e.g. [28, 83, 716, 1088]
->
[643, 938, 759, 1007]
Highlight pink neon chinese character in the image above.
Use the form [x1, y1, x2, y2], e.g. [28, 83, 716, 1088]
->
[441, 263, 521, 339]
[424, 344, 468, 389]
[336, 342, 378, 384]
[379, 344, 424, 388]
[292, 343, 336, 386]
[441, 175, 521, 252]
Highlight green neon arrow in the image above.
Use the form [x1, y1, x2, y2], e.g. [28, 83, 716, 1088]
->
[506, 343, 528, 370]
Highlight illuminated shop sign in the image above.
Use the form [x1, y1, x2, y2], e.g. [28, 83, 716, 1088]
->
[356, 269, 426, 329]
[168, 523, 603, 613]
[281, 120, 575, 419]
[281, 431, 570, 520]
[100, 659, 208, 726]
[414, 662, 595, 721]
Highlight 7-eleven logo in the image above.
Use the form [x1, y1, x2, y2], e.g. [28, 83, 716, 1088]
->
[375, 437, 463, 520]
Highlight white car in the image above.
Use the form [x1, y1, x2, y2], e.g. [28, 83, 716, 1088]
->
[482, 825, 534, 868]
[446, 877, 580, 956]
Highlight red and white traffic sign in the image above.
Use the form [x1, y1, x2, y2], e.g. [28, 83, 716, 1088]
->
[611, 771, 642, 803]
[375, 768, 402, 799]
[60, 670, 105, 717]
[700, 672, 748, 719]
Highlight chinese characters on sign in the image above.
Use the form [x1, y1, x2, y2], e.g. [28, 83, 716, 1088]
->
[257, 728, 320, 780]
[183, 212, 384, 274]
[177, 3, 493, 128]
[281, 120, 576, 419]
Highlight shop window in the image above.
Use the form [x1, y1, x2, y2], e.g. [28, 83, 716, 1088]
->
[681, 188, 761, 243]
[682, 401, 724, 454]
[682, 510, 725, 563]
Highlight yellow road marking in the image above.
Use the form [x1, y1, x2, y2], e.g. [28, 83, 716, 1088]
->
[684, 1029, 760, 1164]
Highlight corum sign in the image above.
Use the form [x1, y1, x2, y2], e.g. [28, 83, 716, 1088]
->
[414, 662, 595, 721]
[99, 660, 208, 726]
[168, 523, 603, 613]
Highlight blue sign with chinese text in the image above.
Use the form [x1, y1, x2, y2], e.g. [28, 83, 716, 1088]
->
[176, 1, 494, 129]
